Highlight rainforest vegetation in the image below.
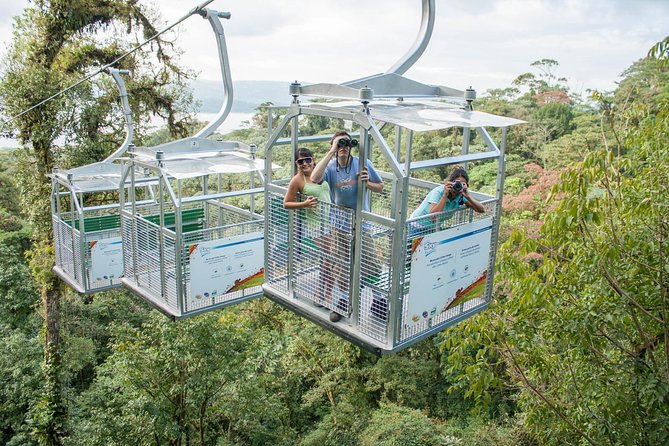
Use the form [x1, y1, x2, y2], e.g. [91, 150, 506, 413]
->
[0, 1, 668, 445]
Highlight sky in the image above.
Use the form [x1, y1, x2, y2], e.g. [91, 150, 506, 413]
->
[0, 0, 667, 98]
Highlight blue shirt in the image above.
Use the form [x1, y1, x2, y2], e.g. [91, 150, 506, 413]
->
[323, 156, 381, 231]
[323, 156, 381, 211]
[410, 185, 467, 229]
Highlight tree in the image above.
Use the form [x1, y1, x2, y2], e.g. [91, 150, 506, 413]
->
[358, 403, 453, 446]
[0, 2, 193, 444]
[445, 55, 669, 444]
[512, 59, 568, 97]
[69, 310, 298, 445]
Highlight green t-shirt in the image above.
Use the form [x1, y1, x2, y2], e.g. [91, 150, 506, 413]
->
[301, 179, 331, 229]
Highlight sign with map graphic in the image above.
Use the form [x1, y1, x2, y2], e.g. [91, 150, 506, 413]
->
[188, 232, 264, 305]
[90, 237, 124, 282]
[407, 218, 493, 327]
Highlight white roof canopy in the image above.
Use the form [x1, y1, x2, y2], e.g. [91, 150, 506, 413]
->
[306, 100, 525, 132]
[51, 139, 275, 191]
[49, 161, 153, 193]
[130, 138, 275, 180]
[133, 150, 270, 180]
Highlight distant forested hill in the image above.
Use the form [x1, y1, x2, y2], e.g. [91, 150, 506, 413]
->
[191, 79, 293, 113]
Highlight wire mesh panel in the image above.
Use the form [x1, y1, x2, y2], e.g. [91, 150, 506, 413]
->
[290, 200, 354, 318]
[265, 191, 290, 295]
[52, 215, 82, 286]
[51, 183, 132, 293]
[319, 204, 353, 317]
[356, 218, 394, 342]
[54, 209, 124, 292]
[122, 212, 179, 313]
[122, 194, 264, 317]
[53, 215, 62, 268]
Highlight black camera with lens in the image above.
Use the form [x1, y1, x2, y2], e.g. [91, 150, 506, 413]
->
[337, 138, 358, 148]
[452, 180, 464, 192]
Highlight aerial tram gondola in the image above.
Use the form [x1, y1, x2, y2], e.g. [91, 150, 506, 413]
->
[119, 7, 271, 318]
[50, 67, 139, 294]
[262, 0, 524, 354]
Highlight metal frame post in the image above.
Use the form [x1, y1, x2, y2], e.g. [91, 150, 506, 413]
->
[203, 175, 209, 229]
[287, 109, 299, 299]
[249, 144, 257, 215]
[175, 178, 184, 315]
[129, 159, 139, 283]
[51, 175, 64, 272]
[388, 130, 413, 347]
[485, 127, 508, 301]
[104, 68, 134, 161]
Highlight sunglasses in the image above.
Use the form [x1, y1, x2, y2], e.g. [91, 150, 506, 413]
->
[296, 157, 313, 165]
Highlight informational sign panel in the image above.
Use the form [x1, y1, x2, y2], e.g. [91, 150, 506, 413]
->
[407, 218, 493, 327]
[188, 232, 264, 305]
[90, 237, 124, 282]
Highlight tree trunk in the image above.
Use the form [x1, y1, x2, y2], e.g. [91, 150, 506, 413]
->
[37, 275, 66, 446]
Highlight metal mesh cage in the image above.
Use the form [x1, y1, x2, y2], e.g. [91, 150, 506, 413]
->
[121, 179, 265, 318]
[52, 214, 84, 286]
[293, 200, 353, 314]
[260, 97, 514, 354]
[264, 173, 497, 352]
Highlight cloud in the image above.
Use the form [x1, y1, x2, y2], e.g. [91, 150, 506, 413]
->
[0, 0, 667, 94]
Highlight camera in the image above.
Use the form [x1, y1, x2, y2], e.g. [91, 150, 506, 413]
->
[337, 138, 358, 148]
[452, 180, 464, 192]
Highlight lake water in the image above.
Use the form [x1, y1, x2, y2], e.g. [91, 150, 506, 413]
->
[194, 112, 256, 135]
[0, 111, 257, 150]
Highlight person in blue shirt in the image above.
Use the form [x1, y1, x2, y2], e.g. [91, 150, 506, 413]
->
[410, 166, 485, 233]
[311, 131, 385, 322]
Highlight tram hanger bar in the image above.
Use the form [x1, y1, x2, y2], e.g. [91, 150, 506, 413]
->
[0, 0, 216, 130]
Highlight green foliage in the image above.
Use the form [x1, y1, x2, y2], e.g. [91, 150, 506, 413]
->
[0, 2, 197, 443]
[68, 310, 297, 445]
[358, 402, 453, 446]
[451, 98, 669, 445]
[443, 415, 539, 446]
[0, 242, 40, 329]
[369, 342, 473, 419]
[532, 102, 574, 140]
[298, 400, 372, 446]
[0, 326, 43, 446]
[539, 111, 602, 170]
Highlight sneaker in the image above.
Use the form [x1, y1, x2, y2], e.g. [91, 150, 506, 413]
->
[329, 311, 342, 322]
[313, 298, 324, 308]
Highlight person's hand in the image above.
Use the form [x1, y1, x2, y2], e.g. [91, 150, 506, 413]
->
[303, 196, 318, 208]
[330, 136, 344, 156]
[462, 182, 471, 198]
[444, 181, 454, 194]
[359, 167, 370, 182]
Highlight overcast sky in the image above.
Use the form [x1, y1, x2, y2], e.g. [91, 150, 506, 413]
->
[0, 0, 668, 97]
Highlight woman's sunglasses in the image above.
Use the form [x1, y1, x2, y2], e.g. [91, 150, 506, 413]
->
[296, 157, 313, 165]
